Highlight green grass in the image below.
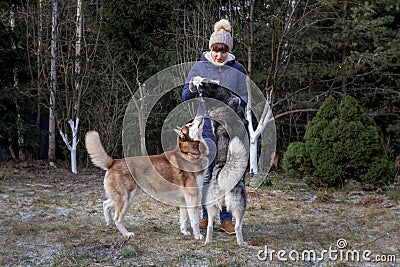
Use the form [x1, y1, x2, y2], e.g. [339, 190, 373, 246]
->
[387, 186, 400, 202]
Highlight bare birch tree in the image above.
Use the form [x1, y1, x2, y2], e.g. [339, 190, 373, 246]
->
[37, 0, 47, 160]
[59, 0, 82, 174]
[114, 52, 147, 156]
[49, 0, 58, 163]
[230, 0, 322, 177]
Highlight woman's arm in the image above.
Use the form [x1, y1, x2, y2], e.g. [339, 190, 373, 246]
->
[234, 64, 248, 108]
[182, 65, 199, 101]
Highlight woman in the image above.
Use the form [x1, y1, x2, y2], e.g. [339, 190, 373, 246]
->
[182, 19, 248, 235]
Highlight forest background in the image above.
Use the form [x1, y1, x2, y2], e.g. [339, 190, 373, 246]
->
[0, 0, 399, 176]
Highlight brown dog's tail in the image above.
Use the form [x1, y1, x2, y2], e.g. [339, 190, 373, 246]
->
[85, 131, 114, 170]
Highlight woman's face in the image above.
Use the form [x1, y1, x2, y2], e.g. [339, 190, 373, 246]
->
[211, 50, 228, 64]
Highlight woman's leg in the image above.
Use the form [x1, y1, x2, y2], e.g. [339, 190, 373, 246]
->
[201, 161, 215, 219]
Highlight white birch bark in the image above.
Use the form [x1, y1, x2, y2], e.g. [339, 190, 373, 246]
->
[59, 118, 79, 174]
[247, 0, 296, 176]
[59, 0, 82, 174]
[246, 86, 274, 175]
[71, 0, 83, 173]
[244, 0, 275, 176]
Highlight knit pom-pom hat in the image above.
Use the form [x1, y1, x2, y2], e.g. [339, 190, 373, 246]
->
[209, 19, 233, 51]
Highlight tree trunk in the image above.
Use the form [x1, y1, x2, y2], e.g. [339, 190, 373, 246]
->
[48, 0, 58, 162]
[60, 119, 79, 174]
[245, 0, 260, 175]
[341, 0, 348, 94]
[64, 0, 82, 174]
[60, 0, 83, 174]
[36, 0, 44, 159]
[70, 125, 79, 174]
[72, 0, 83, 173]
[11, 3, 26, 161]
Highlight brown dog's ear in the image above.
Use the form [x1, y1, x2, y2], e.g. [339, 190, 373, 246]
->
[173, 129, 184, 139]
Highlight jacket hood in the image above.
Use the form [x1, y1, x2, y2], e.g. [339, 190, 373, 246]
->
[201, 51, 236, 67]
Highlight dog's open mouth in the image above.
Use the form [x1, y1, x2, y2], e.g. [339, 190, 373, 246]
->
[194, 115, 204, 128]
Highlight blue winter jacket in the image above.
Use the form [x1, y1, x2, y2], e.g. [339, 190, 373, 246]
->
[182, 52, 248, 146]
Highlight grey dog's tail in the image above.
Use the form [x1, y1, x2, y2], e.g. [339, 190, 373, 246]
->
[85, 131, 114, 171]
[217, 137, 248, 192]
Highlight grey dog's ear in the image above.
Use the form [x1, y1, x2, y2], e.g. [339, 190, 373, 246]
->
[202, 78, 220, 85]
[173, 128, 184, 138]
[209, 78, 220, 85]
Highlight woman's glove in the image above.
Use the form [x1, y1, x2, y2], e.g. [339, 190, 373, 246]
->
[189, 76, 220, 93]
[189, 76, 204, 92]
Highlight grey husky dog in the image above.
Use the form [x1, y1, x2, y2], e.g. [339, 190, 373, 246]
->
[192, 77, 249, 246]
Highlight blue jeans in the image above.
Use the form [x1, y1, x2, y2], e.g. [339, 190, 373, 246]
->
[201, 161, 232, 222]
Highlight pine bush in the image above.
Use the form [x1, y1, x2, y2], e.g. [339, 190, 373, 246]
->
[282, 142, 312, 180]
[283, 96, 395, 187]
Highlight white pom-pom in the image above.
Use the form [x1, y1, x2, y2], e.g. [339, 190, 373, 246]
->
[214, 19, 232, 33]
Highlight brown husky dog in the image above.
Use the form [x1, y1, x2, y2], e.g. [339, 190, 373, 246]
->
[85, 116, 208, 240]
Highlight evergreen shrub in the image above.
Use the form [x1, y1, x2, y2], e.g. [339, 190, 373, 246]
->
[283, 96, 395, 187]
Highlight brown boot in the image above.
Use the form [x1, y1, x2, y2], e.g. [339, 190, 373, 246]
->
[220, 220, 235, 235]
[199, 218, 208, 230]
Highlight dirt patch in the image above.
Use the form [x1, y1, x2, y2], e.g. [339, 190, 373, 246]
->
[0, 162, 399, 266]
